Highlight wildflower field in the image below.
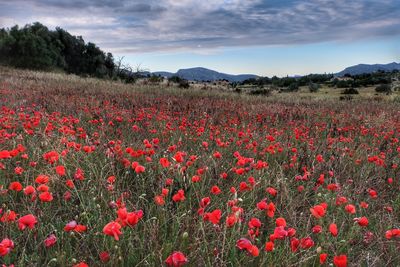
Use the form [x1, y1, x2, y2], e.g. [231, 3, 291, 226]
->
[0, 67, 400, 267]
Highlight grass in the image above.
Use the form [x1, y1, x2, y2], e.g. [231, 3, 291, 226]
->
[0, 66, 399, 266]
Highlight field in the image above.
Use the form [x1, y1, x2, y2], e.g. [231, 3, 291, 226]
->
[1, 66, 400, 267]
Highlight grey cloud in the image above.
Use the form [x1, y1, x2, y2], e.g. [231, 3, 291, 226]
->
[0, 0, 399, 54]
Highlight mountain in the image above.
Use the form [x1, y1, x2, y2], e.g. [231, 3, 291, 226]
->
[336, 62, 400, 76]
[152, 71, 175, 78]
[153, 67, 258, 82]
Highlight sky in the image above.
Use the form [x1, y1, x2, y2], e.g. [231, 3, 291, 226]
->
[0, 0, 399, 76]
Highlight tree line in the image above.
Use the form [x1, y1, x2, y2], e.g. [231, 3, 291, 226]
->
[240, 70, 397, 92]
[0, 22, 140, 81]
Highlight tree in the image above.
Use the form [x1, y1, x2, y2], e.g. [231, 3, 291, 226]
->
[308, 82, 320, 92]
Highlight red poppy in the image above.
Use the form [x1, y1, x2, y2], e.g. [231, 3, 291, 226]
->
[99, 251, 110, 263]
[265, 241, 274, 252]
[299, 237, 314, 249]
[18, 214, 37, 230]
[319, 253, 328, 264]
[165, 251, 188, 266]
[160, 157, 170, 168]
[44, 234, 57, 248]
[39, 191, 53, 202]
[9, 182, 23, 191]
[23, 185, 35, 195]
[55, 165, 66, 176]
[310, 204, 326, 219]
[172, 189, 185, 202]
[344, 204, 356, 214]
[103, 221, 122, 241]
[35, 174, 50, 184]
[355, 217, 369, 227]
[267, 202, 276, 218]
[333, 255, 347, 267]
[203, 209, 222, 225]
[0, 238, 14, 257]
[329, 223, 338, 237]
[210, 185, 221, 195]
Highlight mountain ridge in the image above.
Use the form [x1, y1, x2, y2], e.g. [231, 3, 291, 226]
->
[151, 62, 400, 81]
[336, 62, 400, 76]
[153, 67, 258, 82]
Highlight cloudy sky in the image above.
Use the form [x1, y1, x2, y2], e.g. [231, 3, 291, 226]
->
[1, 0, 399, 76]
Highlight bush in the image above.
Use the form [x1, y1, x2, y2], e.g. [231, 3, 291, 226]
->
[375, 84, 391, 94]
[178, 79, 190, 89]
[286, 83, 299, 92]
[308, 82, 320, 92]
[248, 88, 271, 96]
[341, 88, 359, 94]
[339, 95, 353, 101]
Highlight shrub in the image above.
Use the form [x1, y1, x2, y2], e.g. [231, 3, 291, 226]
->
[248, 88, 271, 96]
[375, 84, 391, 94]
[308, 82, 320, 92]
[341, 88, 359, 94]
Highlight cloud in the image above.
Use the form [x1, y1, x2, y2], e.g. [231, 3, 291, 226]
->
[0, 0, 399, 54]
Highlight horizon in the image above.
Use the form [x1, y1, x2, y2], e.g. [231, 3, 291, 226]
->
[1, 0, 399, 76]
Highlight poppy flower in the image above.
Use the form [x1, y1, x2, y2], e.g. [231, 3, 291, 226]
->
[35, 174, 50, 184]
[73, 262, 89, 267]
[267, 202, 276, 218]
[154, 195, 165, 205]
[355, 217, 369, 227]
[257, 200, 267, 210]
[236, 238, 258, 256]
[103, 221, 122, 241]
[44, 234, 57, 248]
[344, 204, 356, 214]
[210, 185, 221, 195]
[172, 189, 185, 202]
[272, 226, 288, 240]
[37, 184, 49, 192]
[165, 251, 188, 266]
[265, 241, 274, 252]
[266, 187, 277, 197]
[236, 238, 252, 251]
[1, 211, 18, 222]
[299, 237, 314, 249]
[64, 221, 78, 232]
[319, 253, 328, 264]
[385, 229, 400, 239]
[226, 213, 238, 227]
[43, 151, 59, 164]
[0, 150, 11, 159]
[0, 238, 14, 257]
[135, 164, 145, 174]
[117, 209, 143, 227]
[288, 237, 299, 252]
[329, 223, 338, 237]
[23, 185, 35, 195]
[18, 214, 37, 230]
[39, 191, 53, 202]
[203, 209, 222, 225]
[55, 165, 66, 176]
[333, 255, 347, 267]
[9, 182, 23, 191]
[99, 251, 110, 263]
[310, 204, 326, 219]
[276, 217, 286, 227]
[248, 218, 261, 228]
[312, 225, 322, 234]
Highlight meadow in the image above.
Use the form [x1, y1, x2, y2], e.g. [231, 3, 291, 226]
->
[0, 66, 400, 266]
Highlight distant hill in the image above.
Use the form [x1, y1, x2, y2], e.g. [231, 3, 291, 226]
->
[153, 67, 258, 82]
[336, 62, 400, 76]
[152, 71, 175, 78]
